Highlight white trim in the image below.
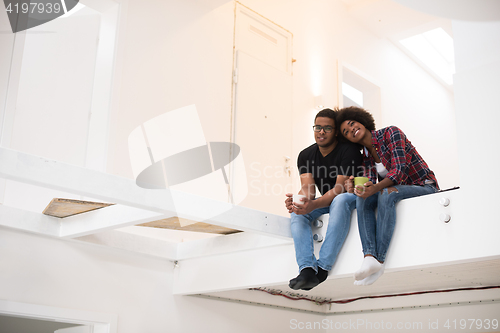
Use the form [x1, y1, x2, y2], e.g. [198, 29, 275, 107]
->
[59, 204, 163, 238]
[82, 0, 121, 172]
[0, 31, 27, 205]
[176, 232, 292, 260]
[75, 229, 179, 260]
[0, 32, 25, 149]
[234, 2, 293, 75]
[337, 61, 382, 124]
[0, 205, 60, 237]
[0, 299, 118, 333]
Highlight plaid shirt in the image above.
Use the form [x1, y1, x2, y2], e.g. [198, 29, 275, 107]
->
[363, 126, 439, 189]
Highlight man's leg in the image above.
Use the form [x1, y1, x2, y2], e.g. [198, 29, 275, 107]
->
[316, 193, 357, 284]
[289, 207, 329, 290]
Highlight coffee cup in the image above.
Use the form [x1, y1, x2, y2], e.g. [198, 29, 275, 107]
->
[293, 194, 306, 205]
[354, 177, 369, 189]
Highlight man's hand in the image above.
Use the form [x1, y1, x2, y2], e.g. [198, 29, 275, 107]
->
[345, 176, 354, 193]
[285, 193, 294, 213]
[354, 181, 377, 199]
[292, 196, 315, 215]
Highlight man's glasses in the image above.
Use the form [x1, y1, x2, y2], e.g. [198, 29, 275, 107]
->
[313, 125, 334, 133]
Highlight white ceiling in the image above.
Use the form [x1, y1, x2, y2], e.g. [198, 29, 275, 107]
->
[341, 0, 452, 38]
[393, 0, 500, 22]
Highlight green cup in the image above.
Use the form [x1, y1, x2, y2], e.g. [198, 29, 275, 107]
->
[354, 177, 369, 189]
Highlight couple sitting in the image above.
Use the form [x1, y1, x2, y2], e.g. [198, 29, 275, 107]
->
[285, 107, 438, 291]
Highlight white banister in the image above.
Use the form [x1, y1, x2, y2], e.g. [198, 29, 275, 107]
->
[0, 147, 292, 238]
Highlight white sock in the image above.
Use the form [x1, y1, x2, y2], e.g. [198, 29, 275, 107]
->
[354, 256, 383, 281]
[354, 265, 385, 286]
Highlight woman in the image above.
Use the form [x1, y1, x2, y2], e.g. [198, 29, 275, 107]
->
[336, 106, 439, 285]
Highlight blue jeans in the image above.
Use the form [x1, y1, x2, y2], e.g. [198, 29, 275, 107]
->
[290, 193, 357, 272]
[356, 184, 438, 262]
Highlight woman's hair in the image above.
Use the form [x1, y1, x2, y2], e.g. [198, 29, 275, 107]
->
[334, 106, 376, 132]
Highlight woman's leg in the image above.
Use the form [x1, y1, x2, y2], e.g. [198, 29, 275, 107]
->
[356, 193, 379, 258]
[354, 193, 382, 281]
[375, 184, 437, 262]
[355, 184, 437, 285]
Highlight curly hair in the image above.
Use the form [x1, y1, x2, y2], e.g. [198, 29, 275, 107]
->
[334, 106, 376, 132]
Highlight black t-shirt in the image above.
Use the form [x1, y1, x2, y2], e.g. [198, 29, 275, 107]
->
[297, 142, 363, 196]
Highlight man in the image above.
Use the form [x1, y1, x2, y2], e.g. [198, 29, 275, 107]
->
[285, 108, 362, 290]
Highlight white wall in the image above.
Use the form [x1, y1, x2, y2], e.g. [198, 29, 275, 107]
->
[0, 227, 322, 333]
[105, 0, 459, 192]
[0, 5, 15, 204]
[0, 10, 103, 213]
[1, 0, 460, 205]
[451, 19, 500, 231]
[107, 0, 235, 179]
[0, 8, 14, 136]
[234, 0, 458, 191]
[453, 19, 500, 192]
[7, 11, 100, 166]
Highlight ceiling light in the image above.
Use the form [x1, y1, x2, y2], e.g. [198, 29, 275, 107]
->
[399, 28, 455, 85]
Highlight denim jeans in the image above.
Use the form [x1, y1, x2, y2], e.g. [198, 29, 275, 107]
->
[290, 193, 357, 272]
[356, 184, 438, 262]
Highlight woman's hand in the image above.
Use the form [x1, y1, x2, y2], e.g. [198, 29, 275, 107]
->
[354, 181, 377, 199]
[345, 176, 355, 193]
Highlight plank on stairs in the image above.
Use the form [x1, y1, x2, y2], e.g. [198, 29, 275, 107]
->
[138, 217, 242, 235]
[43, 198, 114, 218]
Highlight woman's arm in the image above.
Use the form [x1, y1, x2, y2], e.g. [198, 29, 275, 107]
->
[354, 177, 395, 199]
[385, 126, 411, 185]
[355, 127, 405, 198]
